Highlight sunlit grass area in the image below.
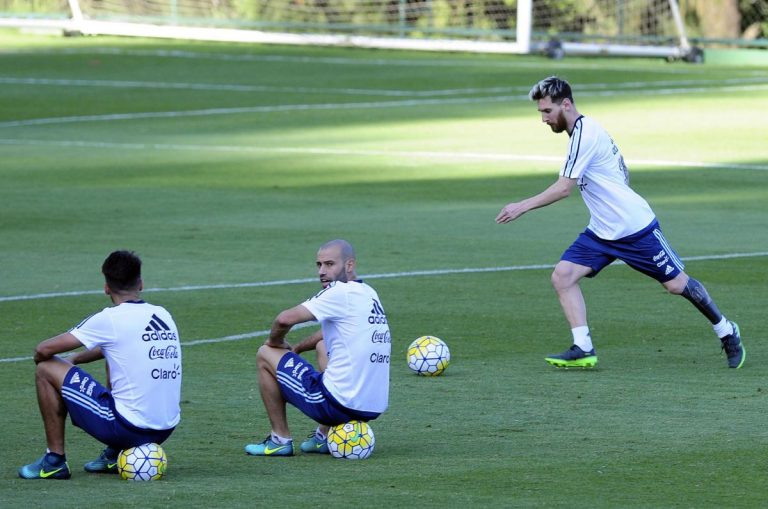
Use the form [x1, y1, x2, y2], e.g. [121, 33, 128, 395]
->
[1, 28, 767, 508]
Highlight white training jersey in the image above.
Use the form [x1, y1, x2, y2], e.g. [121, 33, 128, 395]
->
[300, 280, 390, 414]
[70, 301, 182, 430]
[562, 115, 656, 240]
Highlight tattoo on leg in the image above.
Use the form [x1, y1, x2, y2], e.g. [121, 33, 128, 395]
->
[680, 278, 722, 324]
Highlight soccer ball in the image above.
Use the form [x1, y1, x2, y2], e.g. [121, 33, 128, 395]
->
[407, 335, 450, 376]
[326, 421, 375, 460]
[117, 443, 168, 481]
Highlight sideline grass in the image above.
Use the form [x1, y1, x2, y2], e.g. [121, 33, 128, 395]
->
[1, 30, 767, 508]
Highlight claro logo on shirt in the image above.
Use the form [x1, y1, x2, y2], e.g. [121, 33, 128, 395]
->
[152, 363, 181, 380]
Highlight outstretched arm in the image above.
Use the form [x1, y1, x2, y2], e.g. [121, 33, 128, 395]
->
[495, 176, 577, 224]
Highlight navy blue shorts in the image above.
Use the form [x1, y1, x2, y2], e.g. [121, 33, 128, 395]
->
[276, 352, 379, 426]
[561, 220, 685, 283]
[61, 366, 174, 449]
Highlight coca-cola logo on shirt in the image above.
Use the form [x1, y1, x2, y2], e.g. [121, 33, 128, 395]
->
[148, 345, 179, 360]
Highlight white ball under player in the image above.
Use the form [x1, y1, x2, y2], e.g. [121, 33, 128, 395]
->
[495, 76, 744, 370]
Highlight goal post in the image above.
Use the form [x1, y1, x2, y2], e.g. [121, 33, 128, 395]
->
[1, 0, 700, 61]
[58, 0, 535, 55]
[535, 0, 702, 62]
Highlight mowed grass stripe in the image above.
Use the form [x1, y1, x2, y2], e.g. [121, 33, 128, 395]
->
[2, 84, 768, 128]
[2, 138, 768, 171]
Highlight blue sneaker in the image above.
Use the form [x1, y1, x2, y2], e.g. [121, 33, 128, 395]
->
[244, 436, 294, 457]
[83, 447, 119, 473]
[300, 433, 329, 454]
[18, 454, 71, 480]
[545, 344, 598, 368]
[721, 321, 745, 369]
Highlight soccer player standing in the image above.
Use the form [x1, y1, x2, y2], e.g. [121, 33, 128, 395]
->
[495, 76, 744, 369]
[18, 250, 182, 479]
[245, 239, 391, 456]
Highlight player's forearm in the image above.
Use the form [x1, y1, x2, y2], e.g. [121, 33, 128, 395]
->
[266, 320, 292, 348]
[293, 330, 323, 354]
[33, 332, 83, 364]
[68, 347, 104, 365]
[526, 179, 573, 210]
[267, 304, 316, 348]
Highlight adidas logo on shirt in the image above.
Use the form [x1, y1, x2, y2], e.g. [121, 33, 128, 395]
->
[69, 371, 81, 385]
[665, 265, 674, 275]
[368, 299, 388, 324]
[141, 314, 178, 342]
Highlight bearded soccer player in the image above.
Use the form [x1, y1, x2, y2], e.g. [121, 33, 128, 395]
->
[495, 76, 743, 369]
[245, 239, 391, 456]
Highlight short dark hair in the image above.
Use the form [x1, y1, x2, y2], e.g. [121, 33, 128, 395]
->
[102, 250, 142, 293]
[529, 76, 574, 104]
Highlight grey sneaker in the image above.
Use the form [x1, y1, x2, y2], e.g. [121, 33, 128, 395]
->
[721, 321, 745, 369]
[19, 453, 71, 480]
[300, 433, 329, 454]
[545, 344, 597, 368]
[83, 447, 119, 473]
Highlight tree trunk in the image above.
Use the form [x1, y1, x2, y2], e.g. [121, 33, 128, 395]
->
[687, 0, 741, 38]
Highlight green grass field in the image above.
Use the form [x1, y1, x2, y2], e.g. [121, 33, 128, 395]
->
[1, 29, 767, 508]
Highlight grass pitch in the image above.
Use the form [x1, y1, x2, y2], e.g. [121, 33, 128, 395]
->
[1, 29, 767, 508]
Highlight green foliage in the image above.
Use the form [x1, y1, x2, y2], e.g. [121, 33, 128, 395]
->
[0, 29, 767, 508]
[0, 0, 68, 14]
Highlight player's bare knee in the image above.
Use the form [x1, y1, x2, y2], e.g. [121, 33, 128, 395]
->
[551, 265, 574, 291]
[35, 357, 70, 386]
[256, 344, 270, 363]
[663, 273, 688, 295]
[256, 344, 286, 371]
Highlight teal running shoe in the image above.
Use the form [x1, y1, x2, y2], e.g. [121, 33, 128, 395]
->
[83, 447, 119, 473]
[545, 344, 597, 368]
[245, 436, 294, 457]
[18, 454, 71, 480]
[721, 321, 745, 369]
[300, 433, 329, 454]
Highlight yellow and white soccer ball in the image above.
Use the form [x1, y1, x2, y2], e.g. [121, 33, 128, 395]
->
[117, 442, 168, 481]
[326, 420, 375, 460]
[407, 335, 450, 376]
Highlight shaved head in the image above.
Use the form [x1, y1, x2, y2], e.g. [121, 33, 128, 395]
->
[319, 239, 356, 263]
[316, 239, 357, 288]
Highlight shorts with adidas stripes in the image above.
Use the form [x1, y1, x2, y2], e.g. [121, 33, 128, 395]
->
[62, 366, 174, 449]
[276, 352, 380, 426]
[561, 220, 685, 283]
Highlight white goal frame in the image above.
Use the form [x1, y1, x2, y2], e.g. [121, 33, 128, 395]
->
[0, 0, 701, 61]
[537, 0, 701, 62]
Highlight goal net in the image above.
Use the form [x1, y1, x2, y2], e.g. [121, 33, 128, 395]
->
[1, 0, 698, 60]
[532, 0, 700, 61]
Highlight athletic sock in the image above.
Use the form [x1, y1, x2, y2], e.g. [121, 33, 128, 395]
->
[713, 317, 734, 339]
[571, 326, 594, 352]
[270, 432, 292, 445]
[314, 428, 327, 441]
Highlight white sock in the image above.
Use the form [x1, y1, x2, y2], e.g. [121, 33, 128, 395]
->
[713, 317, 733, 339]
[271, 432, 292, 445]
[571, 326, 593, 352]
[314, 427, 327, 441]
